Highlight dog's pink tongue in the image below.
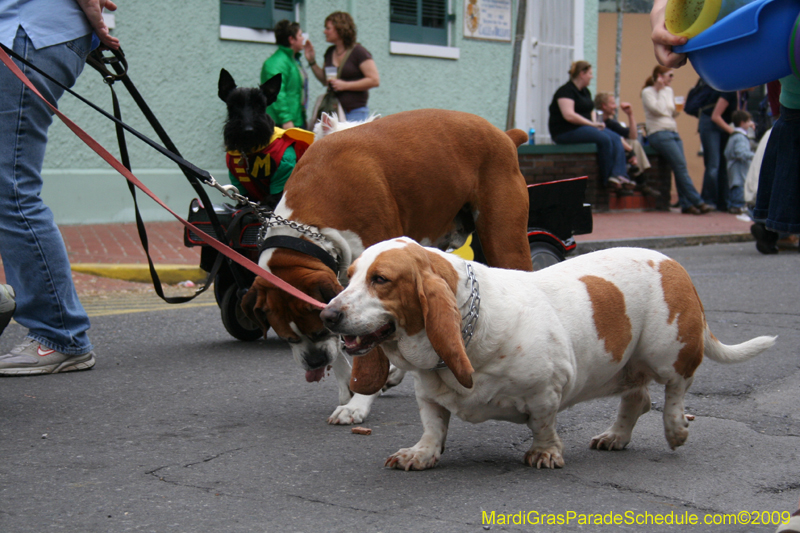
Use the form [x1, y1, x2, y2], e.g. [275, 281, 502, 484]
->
[306, 367, 325, 382]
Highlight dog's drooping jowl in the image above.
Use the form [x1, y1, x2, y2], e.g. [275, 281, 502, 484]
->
[322, 239, 777, 470]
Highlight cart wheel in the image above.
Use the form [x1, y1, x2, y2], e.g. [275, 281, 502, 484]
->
[529, 242, 564, 271]
[221, 284, 265, 342]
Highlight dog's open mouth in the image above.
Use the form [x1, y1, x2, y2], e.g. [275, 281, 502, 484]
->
[342, 323, 396, 356]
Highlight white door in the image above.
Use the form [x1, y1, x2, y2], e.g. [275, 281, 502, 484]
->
[515, 0, 584, 144]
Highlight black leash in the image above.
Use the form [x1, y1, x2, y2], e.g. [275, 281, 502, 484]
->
[1, 42, 238, 303]
[90, 47, 241, 303]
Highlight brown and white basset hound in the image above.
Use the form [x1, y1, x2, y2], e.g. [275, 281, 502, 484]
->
[241, 109, 533, 425]
[321, 238, 776, 470]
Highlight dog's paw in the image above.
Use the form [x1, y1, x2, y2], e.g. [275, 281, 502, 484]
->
[524, 447, 565, 469]
[327, 404, 366, 425]
[665, 415, 690, 450]
[590, 430, 631, 451]
[385, 446, 439, 471]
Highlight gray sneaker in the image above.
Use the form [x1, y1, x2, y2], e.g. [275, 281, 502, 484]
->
[0, 284, 15, 335]
[0, 338, 95, 376]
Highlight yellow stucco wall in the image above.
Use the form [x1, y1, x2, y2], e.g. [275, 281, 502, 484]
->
[597, 12, 705, 197]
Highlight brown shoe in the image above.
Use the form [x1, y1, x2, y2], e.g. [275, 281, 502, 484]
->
[697, 203, 714, 214]
[681, 206, 701, 215]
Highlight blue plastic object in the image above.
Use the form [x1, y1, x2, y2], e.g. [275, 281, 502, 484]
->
[674, 0, 800, 91]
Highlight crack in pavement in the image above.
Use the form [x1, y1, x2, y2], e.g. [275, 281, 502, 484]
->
[285, 493, 481, 528]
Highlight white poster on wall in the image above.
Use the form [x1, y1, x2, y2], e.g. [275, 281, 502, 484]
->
[464, 0, 513, 42]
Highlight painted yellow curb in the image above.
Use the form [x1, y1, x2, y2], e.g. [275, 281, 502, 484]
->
[71, 264, 207, 285]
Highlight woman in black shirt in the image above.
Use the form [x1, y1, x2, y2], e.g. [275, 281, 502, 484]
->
[548, 61, 634, 194]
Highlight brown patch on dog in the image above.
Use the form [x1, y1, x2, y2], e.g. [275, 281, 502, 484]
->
[580, 275, 632, 362]
[658, 259, 704, 378]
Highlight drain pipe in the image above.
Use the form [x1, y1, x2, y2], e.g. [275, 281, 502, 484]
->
[506, 0, 527, 130]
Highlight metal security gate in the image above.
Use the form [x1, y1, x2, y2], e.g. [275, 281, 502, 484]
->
[514, 0, 584, 144]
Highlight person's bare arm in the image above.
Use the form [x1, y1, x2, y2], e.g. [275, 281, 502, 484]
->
[329, 59, 380, 92]
[619, 102, 638, 140]
[558, 98, 603, 129]
[303, 40, 327, 85]
[76, 0, 119, 49]
[651, 0, 687, 68]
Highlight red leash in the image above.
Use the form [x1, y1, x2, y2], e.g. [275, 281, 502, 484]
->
[0, 47, 325, 310]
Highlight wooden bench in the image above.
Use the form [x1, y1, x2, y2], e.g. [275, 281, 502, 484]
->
[517, 143, 672, 212]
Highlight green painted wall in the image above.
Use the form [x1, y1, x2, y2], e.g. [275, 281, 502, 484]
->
[40, 0, 597, 225]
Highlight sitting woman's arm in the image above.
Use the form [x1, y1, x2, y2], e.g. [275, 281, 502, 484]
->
[558, 98, 603, 129]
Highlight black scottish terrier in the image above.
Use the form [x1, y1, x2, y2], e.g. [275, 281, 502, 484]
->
[218, 68, 281, 155]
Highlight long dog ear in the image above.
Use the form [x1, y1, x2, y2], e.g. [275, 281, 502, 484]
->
[420, 272, 474, 389]
[350, 346, 390, 395]
[260, 74, 282, 107]
[240, 277, 270, 338]
[218, 68, 237, 102]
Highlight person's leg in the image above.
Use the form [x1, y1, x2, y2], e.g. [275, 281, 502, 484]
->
[344, 106, 370, 122]
[554, 126, 614, 185]
[648, 131, 704, 208]
[603, 129, 630, 179]
[763, 106, 800, 234]
[717, 131, 731, 211]
[698, 114, 720, 208]
[728, 165, 746, 210]
[0, 29, 94, 359]
[629, 139, 651, 177]
[752, 116, 782, 253]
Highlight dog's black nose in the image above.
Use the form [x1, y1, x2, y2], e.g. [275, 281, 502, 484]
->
[304, 349, 329, 370]
[320, 307, 342, 328]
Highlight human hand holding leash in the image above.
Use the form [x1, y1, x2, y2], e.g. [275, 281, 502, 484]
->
[77, 0, 119, 50]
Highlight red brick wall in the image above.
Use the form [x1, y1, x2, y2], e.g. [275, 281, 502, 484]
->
[517, 145, 671, 212]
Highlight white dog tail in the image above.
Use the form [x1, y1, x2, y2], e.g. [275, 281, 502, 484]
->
[703, 329, 776, 364]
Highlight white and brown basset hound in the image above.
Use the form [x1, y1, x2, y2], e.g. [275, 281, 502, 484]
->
[241, 109, 533, 425]
[321, 238, 776, 470]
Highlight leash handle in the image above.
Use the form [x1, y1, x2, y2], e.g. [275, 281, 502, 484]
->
[0, 44, 325, 310]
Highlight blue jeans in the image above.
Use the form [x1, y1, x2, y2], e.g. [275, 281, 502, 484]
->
[0, 27, 93, 354]
[553, 125, 628, 185]
[647, 130, 704, 209]
[698, 113, 729, 210]
[754, 105, 800, 233]
[344, 106, 370, 122]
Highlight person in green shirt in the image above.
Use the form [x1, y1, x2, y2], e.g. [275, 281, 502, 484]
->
[261, 20, 311, 129]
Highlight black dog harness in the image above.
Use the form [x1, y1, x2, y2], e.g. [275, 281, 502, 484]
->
[260, 235, 339, 275]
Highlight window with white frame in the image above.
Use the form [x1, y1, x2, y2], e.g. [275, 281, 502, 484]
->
[390, 0, 459, 59]
[219, 0, 295, 43]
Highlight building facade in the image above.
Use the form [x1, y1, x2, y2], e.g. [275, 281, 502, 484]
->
[39, 0, 598, 224]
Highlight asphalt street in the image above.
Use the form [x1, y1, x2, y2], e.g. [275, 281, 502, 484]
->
[0, 242, 798, 533]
